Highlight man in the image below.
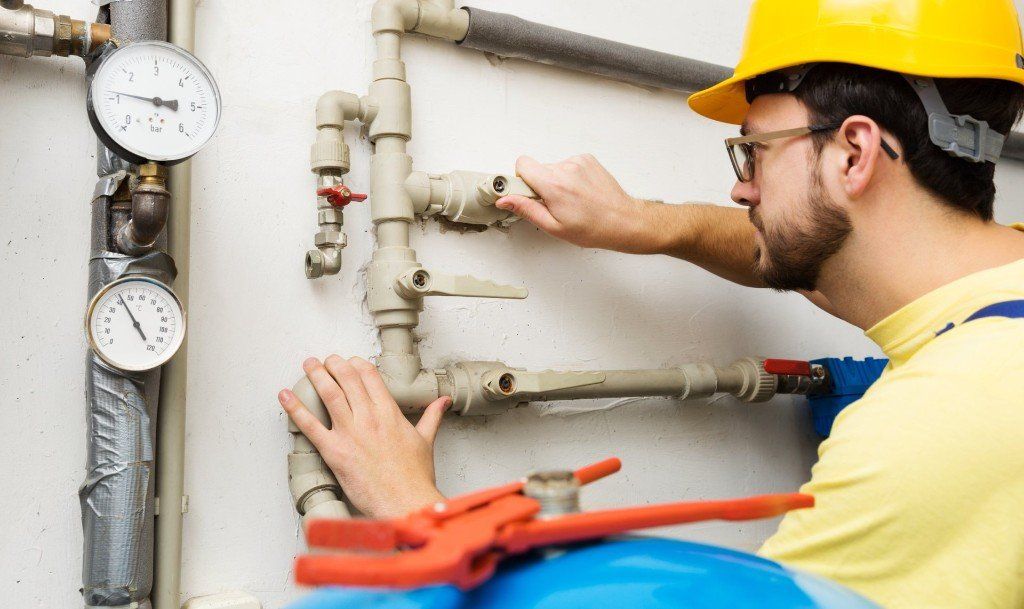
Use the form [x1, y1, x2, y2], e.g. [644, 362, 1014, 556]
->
[279, 0, 1024, 606]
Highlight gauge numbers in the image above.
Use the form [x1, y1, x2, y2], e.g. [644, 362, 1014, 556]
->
[87, 277, 186, 372]
[88, 40, 221, 164]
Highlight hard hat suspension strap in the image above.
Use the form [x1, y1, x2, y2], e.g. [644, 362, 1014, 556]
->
[902, 75, 1005, 164]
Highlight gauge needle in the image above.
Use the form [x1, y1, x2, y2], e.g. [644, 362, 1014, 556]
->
[112, 91, 179, 111]
[118, 294, 148, 342]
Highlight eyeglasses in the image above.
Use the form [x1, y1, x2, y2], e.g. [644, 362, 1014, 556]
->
[725, 122, 900, 183]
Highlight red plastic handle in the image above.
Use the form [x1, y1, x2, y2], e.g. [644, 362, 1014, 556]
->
[317, 185, 368, 207]
[763, 359, 813, 377]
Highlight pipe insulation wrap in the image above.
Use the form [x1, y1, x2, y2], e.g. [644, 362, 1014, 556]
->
[82, 195, 177, 607]
[456, 8, 1024, 162]
[457, 7, 731, 94]
[109, 0, 166, 43]
[83, 1, 169, 605]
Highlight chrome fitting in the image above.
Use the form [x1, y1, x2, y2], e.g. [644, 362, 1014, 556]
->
[0, 3, 109, 58]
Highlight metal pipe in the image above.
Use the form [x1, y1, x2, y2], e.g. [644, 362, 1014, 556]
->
[152, 1, 192, 606]
[457, 6, 729, 94]
[0, 3, 110, 58]
[117, 163, 171, 255]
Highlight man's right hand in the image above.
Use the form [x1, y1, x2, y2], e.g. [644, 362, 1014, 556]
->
[496, 154, 668, 254]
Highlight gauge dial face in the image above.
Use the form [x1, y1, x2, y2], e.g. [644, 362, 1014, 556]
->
[89, 41, 221, 163]
[87, 278, 186, 372]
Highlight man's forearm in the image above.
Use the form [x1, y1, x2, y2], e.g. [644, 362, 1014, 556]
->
[636, 201, 764, 288]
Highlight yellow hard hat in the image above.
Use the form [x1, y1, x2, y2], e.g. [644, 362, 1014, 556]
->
[688, 0, 1024, 125]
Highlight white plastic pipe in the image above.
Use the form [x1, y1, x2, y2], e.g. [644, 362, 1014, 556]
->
[153, 3, 193, 608]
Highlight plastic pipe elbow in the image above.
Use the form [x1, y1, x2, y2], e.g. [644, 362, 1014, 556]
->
[411, 3, 469, 41]
[371, 0, 419, 35]
[315, 91, 374, 129]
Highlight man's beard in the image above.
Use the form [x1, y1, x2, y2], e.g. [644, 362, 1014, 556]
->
[750, 171, 852, 292]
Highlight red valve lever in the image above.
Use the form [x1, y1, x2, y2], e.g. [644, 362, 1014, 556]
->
[317, 185, 368, 207]
[763, 359, 813, 377]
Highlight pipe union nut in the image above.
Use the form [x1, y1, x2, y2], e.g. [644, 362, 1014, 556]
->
[314, 230, 346, 248]
[318, 208, 344, 225]
[306, 250, 326, 278]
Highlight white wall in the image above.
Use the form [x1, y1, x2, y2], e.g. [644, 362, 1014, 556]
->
[4, 1, 1024, 607]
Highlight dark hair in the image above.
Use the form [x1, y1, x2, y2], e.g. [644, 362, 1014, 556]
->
[776, 63, 1024, 221]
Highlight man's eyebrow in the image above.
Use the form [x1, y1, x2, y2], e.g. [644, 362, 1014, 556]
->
[740, 121, 761, 137]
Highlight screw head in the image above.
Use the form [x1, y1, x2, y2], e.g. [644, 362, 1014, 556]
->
[412, 270, 428, 288]
[492, 176, 507, 193]
[498, 373, 515, 394]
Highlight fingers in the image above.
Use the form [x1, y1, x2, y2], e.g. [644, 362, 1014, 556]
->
[515, 155, 554, 187]
[323, 355, 375, 417]
[303, 357, 352, 426]
[348, 356, 398, 415]
[495, 195, 561, 233]
[279, 388, 330, 446]
[415, 396, 451, 446]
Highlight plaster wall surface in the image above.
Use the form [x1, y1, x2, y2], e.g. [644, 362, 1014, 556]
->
[3, 1, 1024, 607]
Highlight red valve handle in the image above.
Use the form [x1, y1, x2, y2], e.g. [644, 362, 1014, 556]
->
[317, 185, 368, 207]
[763, 359, 813, 377]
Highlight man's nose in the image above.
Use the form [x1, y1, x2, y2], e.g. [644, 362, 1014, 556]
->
[731, 179, 759, 208]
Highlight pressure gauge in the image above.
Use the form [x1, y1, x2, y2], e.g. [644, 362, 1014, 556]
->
[86, 277, 186, 372]
[87, 40, 221, 165]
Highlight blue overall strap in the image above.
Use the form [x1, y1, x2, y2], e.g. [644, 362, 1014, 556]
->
[962, 300, 1024, 323]
[936, 299, 1024, 336]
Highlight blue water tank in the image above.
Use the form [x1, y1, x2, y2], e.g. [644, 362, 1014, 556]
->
[287, 537, 878, 609]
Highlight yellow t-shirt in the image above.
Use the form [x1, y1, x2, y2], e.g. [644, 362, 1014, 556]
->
[760, 229, 1024, 608]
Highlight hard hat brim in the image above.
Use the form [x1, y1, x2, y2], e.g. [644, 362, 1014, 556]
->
[688, 23, 1024, 125]
[688, 76, 750, 125]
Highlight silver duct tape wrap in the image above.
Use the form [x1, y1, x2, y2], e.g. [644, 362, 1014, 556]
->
[81, 194, 176, 607]
[82, 0, 168, 603]
[458, 7, 731, 94]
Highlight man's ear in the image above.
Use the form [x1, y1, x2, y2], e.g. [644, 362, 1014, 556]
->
[835, 115, 885, 199]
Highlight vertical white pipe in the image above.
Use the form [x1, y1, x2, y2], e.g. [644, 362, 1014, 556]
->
[154, 2, 193, 607]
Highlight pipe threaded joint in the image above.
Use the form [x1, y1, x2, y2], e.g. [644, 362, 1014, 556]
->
[523, 470, 581, 518]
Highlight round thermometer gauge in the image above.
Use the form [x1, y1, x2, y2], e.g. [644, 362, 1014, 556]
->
[86, 277, 186, 372]
[88, 40, 221, 165]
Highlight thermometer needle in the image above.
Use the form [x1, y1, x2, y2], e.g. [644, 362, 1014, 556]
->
[112, 91, 179, 111]
[118, 294, 148, 342]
